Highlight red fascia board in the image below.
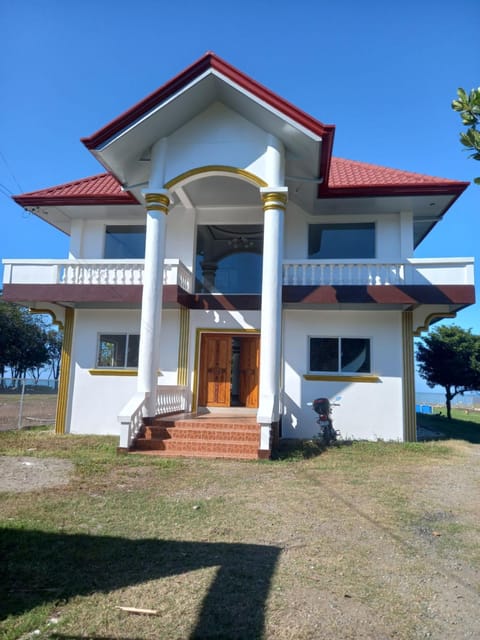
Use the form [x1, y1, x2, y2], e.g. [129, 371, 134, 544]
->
[318, 181, 469, 199]
[13, 193, 139, 207]
[81, 52, 336, 152]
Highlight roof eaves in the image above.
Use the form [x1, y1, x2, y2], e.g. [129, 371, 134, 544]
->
[81, 52, 336, 156]
[13, 194, 139, 207]
[318, 181, 469, 199]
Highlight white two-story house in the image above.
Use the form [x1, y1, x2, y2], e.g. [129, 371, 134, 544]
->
[3, 53, 475, 458]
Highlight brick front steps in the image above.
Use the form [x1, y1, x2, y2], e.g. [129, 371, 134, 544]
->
[131, 413, 264, 460]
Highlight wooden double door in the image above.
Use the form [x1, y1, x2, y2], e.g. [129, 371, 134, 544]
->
[198, 333, 260, 408]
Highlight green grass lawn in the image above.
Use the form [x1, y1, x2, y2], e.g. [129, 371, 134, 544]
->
[1, 425, 479, 639]
[417, 407, 480, 443]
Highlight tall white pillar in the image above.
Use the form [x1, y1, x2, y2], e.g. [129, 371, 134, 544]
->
[257, 188, 288, 443]
[137, 191, 170, 415]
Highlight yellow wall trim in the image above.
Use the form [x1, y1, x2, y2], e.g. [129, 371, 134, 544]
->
[55, 307, 74, 434]
[89, 369, 138, 376]
[177, 307, 190, 386]
[303, 374, 381, 383]
[165, 165, 268, 190]
[402, 310, 417, 442]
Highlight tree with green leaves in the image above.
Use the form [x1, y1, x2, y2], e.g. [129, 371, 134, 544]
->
[0, 301, 50, 385]
[416, 324, 480, 419]
[45, 328, 63, 383]
[452, 87, 480, 185]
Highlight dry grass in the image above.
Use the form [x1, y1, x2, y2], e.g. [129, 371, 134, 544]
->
[1, 428, 479, 639]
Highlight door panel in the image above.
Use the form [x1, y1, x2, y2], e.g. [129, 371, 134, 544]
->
[239, 336, 260, 408]
[198, 334, 232, 407]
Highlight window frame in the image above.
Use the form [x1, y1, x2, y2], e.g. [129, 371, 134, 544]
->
[308, 335, 372, 375]
[307, 222, 376, 260]
[96, 333, 140, 369]
[103, 224, 146, 260]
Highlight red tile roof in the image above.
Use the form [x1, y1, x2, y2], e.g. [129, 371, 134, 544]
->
[13, 173, 138, 207]
[13, 158, 468, 208]
[329, 157, 464, 188]
[324, 158, 468, 196]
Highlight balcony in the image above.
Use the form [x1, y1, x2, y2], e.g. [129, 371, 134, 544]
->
[2, 257, 474, 310]
[282, 258, 474, 287]
[2, 259, 193, 291]
[282, 258, 475, 308]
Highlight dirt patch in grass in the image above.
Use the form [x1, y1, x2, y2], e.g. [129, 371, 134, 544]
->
[1, 433, 479, 640]
[0, 456, 74, 493]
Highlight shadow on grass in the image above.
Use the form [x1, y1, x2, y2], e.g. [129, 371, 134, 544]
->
[1, 529, 280, 639]
[417, 413, 480, 444]
[272, 437, 353, 461]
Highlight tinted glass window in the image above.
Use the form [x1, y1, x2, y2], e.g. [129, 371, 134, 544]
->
[195, 225, 263, 293]
[341, 338, 371, 373]
[309, 337, 371, 373]
[97, 334, 140, 367]
[309, 338, 339, 372]
[105, 226, 146, 259]
[308, 223, 375, 259]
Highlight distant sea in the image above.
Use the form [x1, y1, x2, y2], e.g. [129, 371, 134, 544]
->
[416, 391, 480, 408]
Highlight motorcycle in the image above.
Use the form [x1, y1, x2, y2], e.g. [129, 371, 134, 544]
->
[308, 396, 341, 445]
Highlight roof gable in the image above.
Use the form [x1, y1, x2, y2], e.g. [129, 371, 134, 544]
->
[80, 53, 336, 192]
[82, 52, 335, 152]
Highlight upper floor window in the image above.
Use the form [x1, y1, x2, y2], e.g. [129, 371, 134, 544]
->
[309, 337, 371, 373]
[104, 225, 146, 259]
[195, 224, 263, 293]
[97, 333, 140, 368]
[308, 223, 375, 259]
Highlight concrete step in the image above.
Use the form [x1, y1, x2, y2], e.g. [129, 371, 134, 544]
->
[134, 437, 260, 459]
[143, 425, 259, 442]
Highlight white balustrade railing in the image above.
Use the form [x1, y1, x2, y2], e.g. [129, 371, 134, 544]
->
[118, 385, 190, 449]
[282, 258, 474, 287]
[2, 258, 194, 292]
[118, 392, 147, 450]
[155, 385, 191, 416]
[4, 257, 473, 291]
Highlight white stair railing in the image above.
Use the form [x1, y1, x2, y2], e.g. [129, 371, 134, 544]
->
[118, 385, 191, 449]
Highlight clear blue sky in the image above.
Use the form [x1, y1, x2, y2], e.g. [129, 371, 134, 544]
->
[1, 1, 478, 380]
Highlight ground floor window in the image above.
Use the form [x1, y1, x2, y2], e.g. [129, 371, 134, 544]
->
[97, 334, 140, 368]
[309, 337, 371, 373]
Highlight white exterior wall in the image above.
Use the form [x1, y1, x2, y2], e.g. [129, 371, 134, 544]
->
[164, 102, 272, 183]
[68, 308, 180, 435]
[282, 309, 404, 441]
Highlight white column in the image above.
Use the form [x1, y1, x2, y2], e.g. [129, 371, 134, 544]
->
[137, 191, 170, 415]
[257, 188, 288, 438]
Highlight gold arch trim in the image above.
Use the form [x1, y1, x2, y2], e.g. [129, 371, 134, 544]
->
[413, 312, 456, 337]
[165, 165, 268, 190]
[55, 307, 74, 435]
